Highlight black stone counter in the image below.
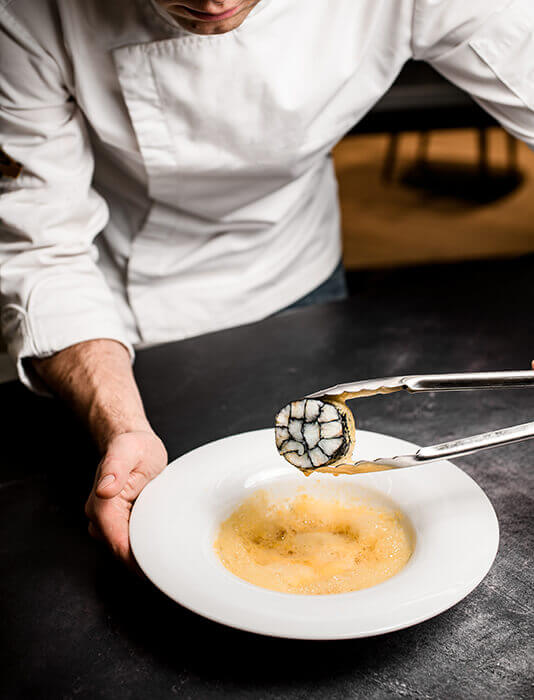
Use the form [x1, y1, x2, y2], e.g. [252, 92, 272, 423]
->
[1, 256, 533, 699]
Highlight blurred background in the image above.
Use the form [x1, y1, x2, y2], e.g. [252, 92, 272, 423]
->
[1, 60, 533, 383]
[338, 60, 534, 275]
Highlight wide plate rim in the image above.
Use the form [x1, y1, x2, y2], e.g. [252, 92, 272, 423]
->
[130, 428, 499, 640]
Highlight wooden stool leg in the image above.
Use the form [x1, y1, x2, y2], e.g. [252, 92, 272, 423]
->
[416, 130, 430, 170]
[382, 132, 399, 182]
[478, 127, 489, 178]
[506, 133, 518, 176]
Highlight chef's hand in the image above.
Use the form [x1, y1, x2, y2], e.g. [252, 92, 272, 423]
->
[32, 339, 168, 570]
[85, 430, 167, 569]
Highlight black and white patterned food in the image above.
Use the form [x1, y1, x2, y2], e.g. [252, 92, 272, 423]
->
[275, 398, 355, 470]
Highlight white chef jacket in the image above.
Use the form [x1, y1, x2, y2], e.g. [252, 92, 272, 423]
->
[0, 0, 533, 392]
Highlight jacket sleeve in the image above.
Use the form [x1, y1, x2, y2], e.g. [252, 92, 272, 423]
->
[412, 0, 534, 149]
[0, 3, 134, 394]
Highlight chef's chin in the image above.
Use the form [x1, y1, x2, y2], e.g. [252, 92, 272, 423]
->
[160, 2, 261, 36]
[178, 15, 246, 35]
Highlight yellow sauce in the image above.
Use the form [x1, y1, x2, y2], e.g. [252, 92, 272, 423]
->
[214, 491, 412, 594]
[334, 387, 402, 401]
[302, 461, 394, 476]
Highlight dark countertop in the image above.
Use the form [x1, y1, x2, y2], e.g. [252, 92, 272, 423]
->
[1, 256, 533, 699]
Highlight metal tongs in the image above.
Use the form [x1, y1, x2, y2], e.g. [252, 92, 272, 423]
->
[306, 371, 534, 469]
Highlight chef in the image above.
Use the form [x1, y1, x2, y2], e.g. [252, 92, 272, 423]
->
[1, 0, 533, 567]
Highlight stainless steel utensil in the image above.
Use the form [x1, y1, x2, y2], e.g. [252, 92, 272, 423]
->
[306, 370, 534, 399]
[305, 370, 534, 469]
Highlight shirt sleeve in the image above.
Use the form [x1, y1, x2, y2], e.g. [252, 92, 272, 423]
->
[0, 3, 134, 394]
[412, 0, 534, 149]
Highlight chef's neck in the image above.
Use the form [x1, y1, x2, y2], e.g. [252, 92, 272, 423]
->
[155, 0, 263, 35]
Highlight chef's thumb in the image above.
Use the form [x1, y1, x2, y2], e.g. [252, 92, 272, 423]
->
[95, 441, 137, 498]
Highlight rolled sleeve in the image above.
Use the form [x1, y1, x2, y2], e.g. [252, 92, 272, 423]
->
[1, 272, 134, 395]
[0, 4, 134, 394]
[413, 0, 534, 149]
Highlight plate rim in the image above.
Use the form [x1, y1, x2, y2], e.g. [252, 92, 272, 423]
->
[130, 428, 499, 640]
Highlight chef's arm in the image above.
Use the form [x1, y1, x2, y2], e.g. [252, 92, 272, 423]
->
[32, 339, 152, 453]
[0, 7, 166, 566]
[413, 0, 534, 151]
[0, 5, 133, 393]
[32, 339, 167, 567]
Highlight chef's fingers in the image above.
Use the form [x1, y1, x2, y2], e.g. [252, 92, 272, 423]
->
[95, 437, 141, 499]
[95, 432, 167, 500]
[91, 495, 131, 561]
[85, 491, 141, 573]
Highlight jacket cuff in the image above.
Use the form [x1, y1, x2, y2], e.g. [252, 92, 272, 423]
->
[1, 282, 135, 396]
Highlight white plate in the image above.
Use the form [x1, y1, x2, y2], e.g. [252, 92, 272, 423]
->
[130, 429, 499, 640]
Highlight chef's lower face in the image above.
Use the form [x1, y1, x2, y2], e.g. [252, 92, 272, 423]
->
[156, 0, 263, 34]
